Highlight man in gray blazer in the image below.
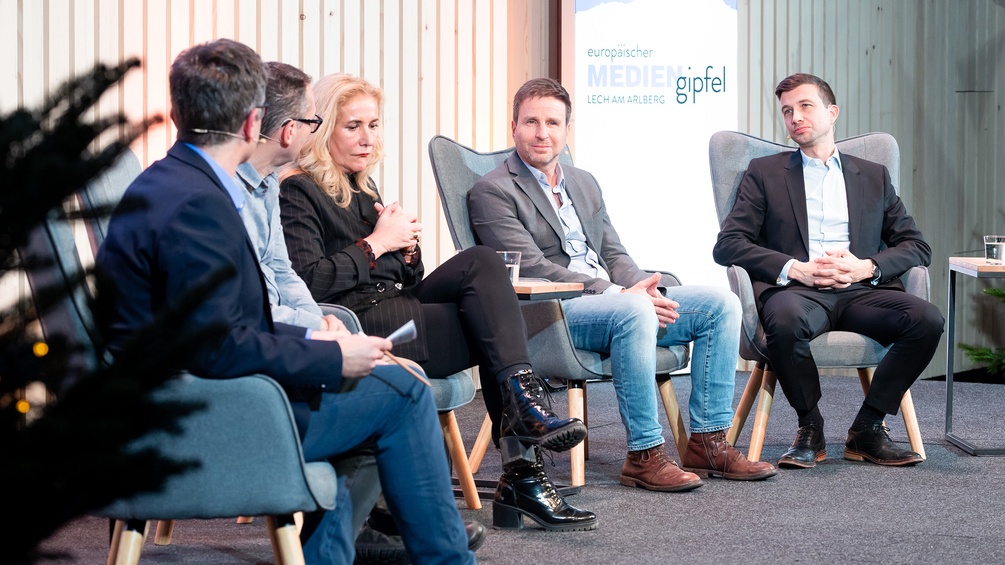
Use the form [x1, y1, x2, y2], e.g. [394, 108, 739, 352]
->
[713, 73, 944, 470]
[469, 78, 777, 492]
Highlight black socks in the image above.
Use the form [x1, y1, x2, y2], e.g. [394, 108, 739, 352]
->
[797, 403, 887, 432]
[796, 405, 824, 428]
[850, 403, 886, 431]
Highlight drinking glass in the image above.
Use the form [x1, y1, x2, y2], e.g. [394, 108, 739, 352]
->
[496, 251, 521, 284]
[985, 235, 1005, 265]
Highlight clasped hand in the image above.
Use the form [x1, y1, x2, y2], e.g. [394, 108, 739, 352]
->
[366, 201, 422, 257]
[623, 272, 679, 328]
[788, 249, 874, 288]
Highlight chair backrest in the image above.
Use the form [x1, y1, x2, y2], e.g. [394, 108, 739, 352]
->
[708, 131, 901, 225]
[427, 135, 574, 250]
[78, 149, 142, 251]
[20, 149, 142, 384]
[21, 206, 102, 382]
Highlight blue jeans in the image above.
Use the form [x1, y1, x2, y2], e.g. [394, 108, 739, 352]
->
[297, 365, 473, 565]
[562, 285, 741, 451]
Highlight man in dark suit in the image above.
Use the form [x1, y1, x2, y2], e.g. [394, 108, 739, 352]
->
[470, 78, 777, 492]
[713, 73, 944, 469]
[96, 39, 472, 564]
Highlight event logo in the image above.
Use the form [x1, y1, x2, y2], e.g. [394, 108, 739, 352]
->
[584, 44, 726, 104]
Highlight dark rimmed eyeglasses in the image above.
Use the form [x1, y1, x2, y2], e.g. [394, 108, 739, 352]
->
[283, 114, 324, 134]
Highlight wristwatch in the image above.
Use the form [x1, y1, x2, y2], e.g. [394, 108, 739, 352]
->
[869, 259, 882, 285]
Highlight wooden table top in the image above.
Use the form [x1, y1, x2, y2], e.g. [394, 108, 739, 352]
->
[949, 256, 1005, 277]
[512, 280, 584, 300]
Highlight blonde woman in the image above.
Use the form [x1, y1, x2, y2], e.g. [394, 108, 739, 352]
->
[279, 74, 597, 531]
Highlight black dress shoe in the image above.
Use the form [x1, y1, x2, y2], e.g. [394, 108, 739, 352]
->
[500, 369, 587, 452]
[354, 525, 408, 565]
[778, 424, 826, 469]
[356, 509, 487, 564]
[844, 422, 923, 466]
[465, 521, 487, 552]
[493, 456, 598, 532]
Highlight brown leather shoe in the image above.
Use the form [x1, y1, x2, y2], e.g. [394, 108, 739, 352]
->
[681, 430, 778, 481]
[620, 446, 703, 492]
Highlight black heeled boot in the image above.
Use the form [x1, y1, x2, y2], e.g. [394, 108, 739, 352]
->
[500, 369, 587, 452]
[492, 450, 599, 532]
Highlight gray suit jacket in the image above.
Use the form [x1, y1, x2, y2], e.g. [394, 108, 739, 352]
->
[469, 152, 651, 294]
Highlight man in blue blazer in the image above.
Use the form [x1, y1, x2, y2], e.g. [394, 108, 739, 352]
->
[96, 38, 472, 565]
[714, 73, 944, 470]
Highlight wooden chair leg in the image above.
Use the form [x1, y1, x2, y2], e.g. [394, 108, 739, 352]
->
[857, 368, 873, 395]
[657, 378, 688, 458]
[108, 519, 146, 565]
[567, 382, 586, 486]
[153, 519, 173, 546]
[107, 520, 125, 565]
[728, 362, 764, 446]
[236, 516, 254, 524]
[899, 389, 926, 459]
[439, 411, 482, 510]
[266, 515, 306, 565]
[746, 369, 776, 462]
[468, 413, 493, 473]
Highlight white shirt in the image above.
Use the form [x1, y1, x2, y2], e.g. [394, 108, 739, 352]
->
[778, 149, 849, 285]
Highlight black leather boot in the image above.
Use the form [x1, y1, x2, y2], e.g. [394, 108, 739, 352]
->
[500, 369, 587, 452]
[492, 451, 598, 532]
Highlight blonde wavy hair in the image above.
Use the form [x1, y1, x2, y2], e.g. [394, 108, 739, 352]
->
[287, 73, 383, 207]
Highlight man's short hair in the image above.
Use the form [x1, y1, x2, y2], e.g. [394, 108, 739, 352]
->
[170, 38, 266, 146]
[774, 73, 836, 107]
[261, 62, 312, 137]
[512, 78, 572, 124]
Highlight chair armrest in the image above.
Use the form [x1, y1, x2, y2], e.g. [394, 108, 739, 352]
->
[97, 373, 337, 519]
[902, 266, 930, 302]
[318, 303, 362, 334]
[650, 269, 682, 289]
[725, 265, 769, 363]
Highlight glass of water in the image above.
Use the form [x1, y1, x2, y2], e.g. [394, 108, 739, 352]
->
[496, 251, 521, 284]
[985, 235, 1005, 265]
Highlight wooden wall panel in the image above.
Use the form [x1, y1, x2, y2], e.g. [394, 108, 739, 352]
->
[3, 0, 519, 274]
[740, 0, 1005, 377]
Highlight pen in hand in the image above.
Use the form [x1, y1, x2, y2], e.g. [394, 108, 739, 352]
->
[339, 326, 430, 392]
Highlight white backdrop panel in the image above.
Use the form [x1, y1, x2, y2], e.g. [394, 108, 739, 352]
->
[574, 0, 738, 288]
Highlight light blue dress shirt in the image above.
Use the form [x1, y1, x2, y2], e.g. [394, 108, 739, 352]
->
[235, 161, 325, 330]
[518, 155, 618, 292]
[778, 149, 849, 285]
[185, 143, 246, 210]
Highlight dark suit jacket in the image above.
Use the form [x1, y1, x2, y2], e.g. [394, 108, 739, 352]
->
[712, 150, 931, 304]
[469, 152, 652, 294]
[96, 142, 344, 393]
[279, 173, 428, 362]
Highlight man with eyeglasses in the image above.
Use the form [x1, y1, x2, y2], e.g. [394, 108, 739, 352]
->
[235, 61, 487, 562]
[235, 62, 335, 333]
[96, 39, 474, 564]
